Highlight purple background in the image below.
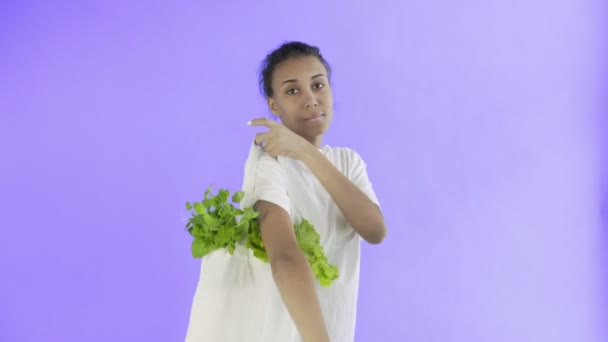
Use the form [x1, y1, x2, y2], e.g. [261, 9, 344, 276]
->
[1, 1, 606, 341]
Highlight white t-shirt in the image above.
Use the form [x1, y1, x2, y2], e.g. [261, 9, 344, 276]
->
[185, 142, 380, 342]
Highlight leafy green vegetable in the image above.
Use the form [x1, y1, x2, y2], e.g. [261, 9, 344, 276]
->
[185, 185, 339, 287]
[295, 219, 339, 287]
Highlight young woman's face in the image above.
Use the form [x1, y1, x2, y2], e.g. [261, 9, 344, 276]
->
[268, 56, 333, 143]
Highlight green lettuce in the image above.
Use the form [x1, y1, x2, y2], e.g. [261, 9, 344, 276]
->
[185, 186, 339, 287]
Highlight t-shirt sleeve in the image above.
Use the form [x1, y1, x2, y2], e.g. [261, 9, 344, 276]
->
[349, 149, 381, 208]
[251, 153, 291, 214]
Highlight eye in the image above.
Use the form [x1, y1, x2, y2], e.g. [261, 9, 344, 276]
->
[286, 88, 299, 95]
[313, 83, 325, 89]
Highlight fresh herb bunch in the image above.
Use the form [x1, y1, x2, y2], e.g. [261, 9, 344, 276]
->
[185, 186, 339, 287]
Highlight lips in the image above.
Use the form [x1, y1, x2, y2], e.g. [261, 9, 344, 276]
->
[305, 113, 325, 121]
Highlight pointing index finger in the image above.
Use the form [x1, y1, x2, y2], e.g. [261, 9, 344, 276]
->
[247, 118, 277, 128]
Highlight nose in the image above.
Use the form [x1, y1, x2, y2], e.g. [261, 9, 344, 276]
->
[303, 90, 319, 109]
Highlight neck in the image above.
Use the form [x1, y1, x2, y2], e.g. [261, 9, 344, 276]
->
[307, 135, 323, 148]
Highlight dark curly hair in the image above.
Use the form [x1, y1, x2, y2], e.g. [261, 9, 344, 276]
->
[258, 41, 332, 98]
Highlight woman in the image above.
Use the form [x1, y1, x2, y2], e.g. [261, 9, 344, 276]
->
[185, 41, 386, 342]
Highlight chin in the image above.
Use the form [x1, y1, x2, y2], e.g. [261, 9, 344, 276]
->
[309, 122, 331, 134]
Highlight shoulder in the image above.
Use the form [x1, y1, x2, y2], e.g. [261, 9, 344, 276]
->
[252, 147, 282, 168]
[324, 146, 367, 177]
[325, 145, 365, 163]
[251, 149, 287, 182]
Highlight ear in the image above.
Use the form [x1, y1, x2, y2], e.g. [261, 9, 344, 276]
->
[267, 97, 280, 117]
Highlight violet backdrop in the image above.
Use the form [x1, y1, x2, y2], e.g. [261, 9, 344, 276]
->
[1, 1, 606, 341]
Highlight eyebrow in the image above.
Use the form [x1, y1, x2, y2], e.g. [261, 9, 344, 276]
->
[281, 74, 327, 86]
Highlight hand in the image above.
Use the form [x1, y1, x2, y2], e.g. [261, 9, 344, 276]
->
[248, 118, 312, 160]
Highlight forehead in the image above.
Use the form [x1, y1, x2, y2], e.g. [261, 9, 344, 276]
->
[272, 56, 327, 84]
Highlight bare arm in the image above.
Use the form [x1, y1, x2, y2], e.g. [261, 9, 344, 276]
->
[301, 146, 386, 244]
[255, 200, 330, 342]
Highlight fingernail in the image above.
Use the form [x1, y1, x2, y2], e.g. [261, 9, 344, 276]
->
[246, 120, 252, 126]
